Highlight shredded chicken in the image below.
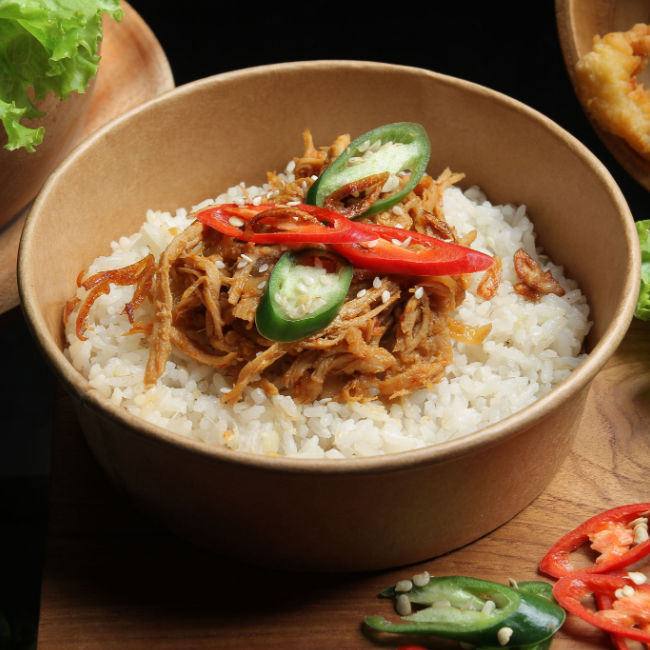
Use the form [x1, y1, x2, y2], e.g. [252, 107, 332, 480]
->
[72, 131, 500, 405]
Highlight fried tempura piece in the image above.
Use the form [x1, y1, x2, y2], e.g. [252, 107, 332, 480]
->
[575, 23, 650, 158]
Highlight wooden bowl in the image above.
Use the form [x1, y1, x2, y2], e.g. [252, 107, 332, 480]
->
[18, 61, 639, 571]
[0, 82, 96, 228]
[556, 0, 650, 190]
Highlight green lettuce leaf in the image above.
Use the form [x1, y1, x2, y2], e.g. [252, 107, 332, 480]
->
[635, 219, 650, 320]
[0, 0, 122, 152]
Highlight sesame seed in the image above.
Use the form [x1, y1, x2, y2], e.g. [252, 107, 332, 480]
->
[403, 236, 412, 247]
[373, 277, 382, 288]
[381, 174, 400, 193]
[366, 239, 379, 248]
[286, 160, 296, 172]
[228, 216, 245, 227]
[381, 290, 390, 304]
[356, 289, 367, 298]
[258, 263, 269, 273]
[395, 594, 411, 616]
[257, 280, 267, 290]
[286, 200, 301, 206]
[392, 205, 404, 215]
[395, 223, 404, 229]
[414, 286, 424, 299]
[233, 197, 245, 206]
[241, 253, 253, 262]
[252, 196, 262, 206]
[219, 387, 231, 394]
[391, 238, 402, 246]
[310, 174, 319, 181]
[497, 627, 513, 646]
[236, 260, 248, 269]
[395, 579, 413, 593]
[214, 260, 226, 269]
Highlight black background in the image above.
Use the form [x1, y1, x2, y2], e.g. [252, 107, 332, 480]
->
[1, 2, 648, 646]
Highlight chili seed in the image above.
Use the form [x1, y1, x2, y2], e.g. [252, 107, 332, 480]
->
[395, 579, 413, 593]
[627, 571, 648, 585]
[432, 600, 451, 608]
[481, 600, 496, 615]
[497, 627, 513, 646]
[395, 594, 411, 616]
[358, 139, 371, 153]
[412, 571, 430, 587]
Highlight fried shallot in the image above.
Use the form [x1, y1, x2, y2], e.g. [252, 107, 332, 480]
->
[513, 248, 565, 301]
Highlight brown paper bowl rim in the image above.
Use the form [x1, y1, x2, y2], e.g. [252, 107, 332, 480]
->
[19, 59, 640, 476]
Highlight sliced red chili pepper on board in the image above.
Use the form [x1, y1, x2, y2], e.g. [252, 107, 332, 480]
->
[553, 573, 650, 644]
[539, 503, 650, 579]
[195, 203, 372, 244]
[331, 221, 494, 276]
[595, 586, 633, 650]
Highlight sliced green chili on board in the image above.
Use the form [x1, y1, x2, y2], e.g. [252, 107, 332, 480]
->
[364, 576, 565, 647]
[255, 249, 352, 342]
[306, 122, 431, 217]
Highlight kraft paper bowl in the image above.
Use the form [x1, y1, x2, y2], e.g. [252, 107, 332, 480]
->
[18, 61, 639, 571]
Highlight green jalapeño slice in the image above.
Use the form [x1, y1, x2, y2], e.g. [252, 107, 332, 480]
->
[306, 122, 431, 218]
[364, 576, 565, 648]
[255, 249, 353, 343]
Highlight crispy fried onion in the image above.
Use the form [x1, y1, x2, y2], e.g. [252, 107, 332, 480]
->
[323, 172, 389, 218]
[513, 248, 565, 301]
[74, 254, 156, 340]
[477, 255, 503, 300]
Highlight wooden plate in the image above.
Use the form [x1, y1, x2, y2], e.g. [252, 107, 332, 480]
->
[0, 2, 174, 315]
[556, 0, 650, 190]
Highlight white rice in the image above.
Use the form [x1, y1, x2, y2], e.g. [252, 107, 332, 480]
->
[64, 169, 591, 459]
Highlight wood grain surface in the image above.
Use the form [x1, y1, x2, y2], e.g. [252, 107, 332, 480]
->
[0, 2, 173, 316]
[37, 319, 650, 648]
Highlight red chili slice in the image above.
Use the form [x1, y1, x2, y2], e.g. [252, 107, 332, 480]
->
[539, 504, 650, 579]
[331, 221, 494, 276]
[553, 573, 650, 644]
[195, 203, 372, 244]
[595, 584, 633, 650]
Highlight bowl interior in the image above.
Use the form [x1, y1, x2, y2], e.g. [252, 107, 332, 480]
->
[20, 60, 638, 456]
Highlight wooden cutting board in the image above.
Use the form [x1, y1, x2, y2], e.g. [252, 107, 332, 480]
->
[36, 318, 650, 648]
